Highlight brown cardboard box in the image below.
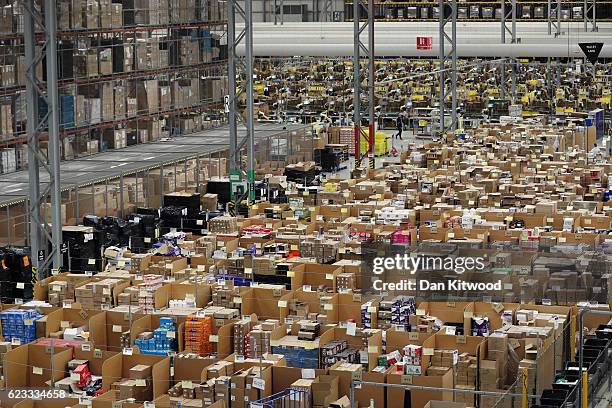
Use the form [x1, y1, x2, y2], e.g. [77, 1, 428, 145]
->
[329, 396, 354, 408]
[129, 364, 152, 379]
[312, 375, 339, 406]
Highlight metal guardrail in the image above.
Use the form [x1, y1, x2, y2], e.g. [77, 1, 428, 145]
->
[249, 388, 310, 408]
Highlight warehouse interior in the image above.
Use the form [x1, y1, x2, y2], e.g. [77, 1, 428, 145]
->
[0, 1, 611, 408]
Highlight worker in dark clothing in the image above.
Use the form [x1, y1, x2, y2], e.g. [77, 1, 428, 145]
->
[393, 115, 403, 140]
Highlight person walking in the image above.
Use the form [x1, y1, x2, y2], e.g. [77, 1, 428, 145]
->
[394, 114, 403, 140]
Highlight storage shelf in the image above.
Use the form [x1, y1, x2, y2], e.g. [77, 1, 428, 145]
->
[58, 60, 227, 87]
[0, 60, 227, 96]
[0, 20, 228, 42]
[0, 100, 224, 149]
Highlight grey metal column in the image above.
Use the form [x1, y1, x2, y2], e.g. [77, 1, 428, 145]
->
[245, 0, 255, 201]
[548, 0, 561, 37]
[583, 0, 597, 32]
[228, 0, 254, 204]
[501, 0, 517, 102]
[23, 0, 63, 276]
[228, 0, 238, 167]
[353, 0, 361, 160]
[438, 0, 457, 133]
[353, 0, 374, 169]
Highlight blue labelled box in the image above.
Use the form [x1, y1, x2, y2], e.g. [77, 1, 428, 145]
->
[60, 95, 75, 128]
[271, 346, 319, 369]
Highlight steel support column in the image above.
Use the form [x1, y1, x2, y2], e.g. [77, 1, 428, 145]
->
[353, 0, 375, 169]
[584, 0, 597, 32]
[228, 0, 255, 205]
[501, 0, 517, 102]
[438, 0, 457, 134]
[23, 0, 63, 277]
[548, 0, 561, 37]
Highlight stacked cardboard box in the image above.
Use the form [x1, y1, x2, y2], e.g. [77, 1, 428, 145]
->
[0, 102, 12, 139]
[184, 315, 213, 356]
[456, 353, 477, 387]
[74, 278, 124, 309]
[212, 307, 240, 328]
[233, 318, 253, 357]
[487, 333, 509, 385]
[114, 364, 153, 401]
[208, 216, 238, 234]
[118, 287, 139, 307]
[48, 281, 70, 307]
[138, 274, 164, 313]
[336, 273, 355, 292]
[479, 360, 500, 391]
[247, 328, 271, 359]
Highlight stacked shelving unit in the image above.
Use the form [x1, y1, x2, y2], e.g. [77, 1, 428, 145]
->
[344, 1, 612, 22]
[0, 0, 228, 174]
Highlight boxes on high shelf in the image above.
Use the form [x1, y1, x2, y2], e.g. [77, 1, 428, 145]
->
[123, 40, 133, 72]
[127, 97, 137, 117]
[168, 0, 194, 23]
[147, 119, 164, 142]
[179, 117, 194, 135]
[178, 36, 199, 66]
[0, 65, 15, 87]
[16, 55, 42, 86]
[134, 0, 153, 25]
[98, 0, 112, 27]
[0, 6, 13, 34]
[147, 38, 162, 69]
[99, 47, 113, 75]
[0, 102, 13, 140]
[15, 145, 27, 170]
[172, 78, 198, 109]
[74, 95, 86, 126]
[102, 128, 127, 150]
[85, 98, 101, 124]
[74, 50, 98, 77]
[84, 0, 100, 28]
[0, 148, 16, 174]
[110, 3, 122, 27]
[63, 135, 75, 160]
[136, 80, 160, 114]
[100, 82, 114, 122]
[134, 39, 149, 70]
[114, 83, 127, 120]
[58, 1, 70, 29]
[87, 140, 99, 155]
[159, 84, 171, 111]
[70, 0, 84, 29]
[201, 77, 228, 103]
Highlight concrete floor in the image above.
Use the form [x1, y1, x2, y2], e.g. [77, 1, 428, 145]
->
[322, 129, 428, 179]
[0, 123, 308, 208]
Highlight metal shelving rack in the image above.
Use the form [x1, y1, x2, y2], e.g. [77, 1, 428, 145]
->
[0, 1, 228, 166]
[344, 0, 612, 23]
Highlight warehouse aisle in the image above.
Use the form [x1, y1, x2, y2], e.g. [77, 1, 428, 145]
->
[322, 129, 427, 179]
